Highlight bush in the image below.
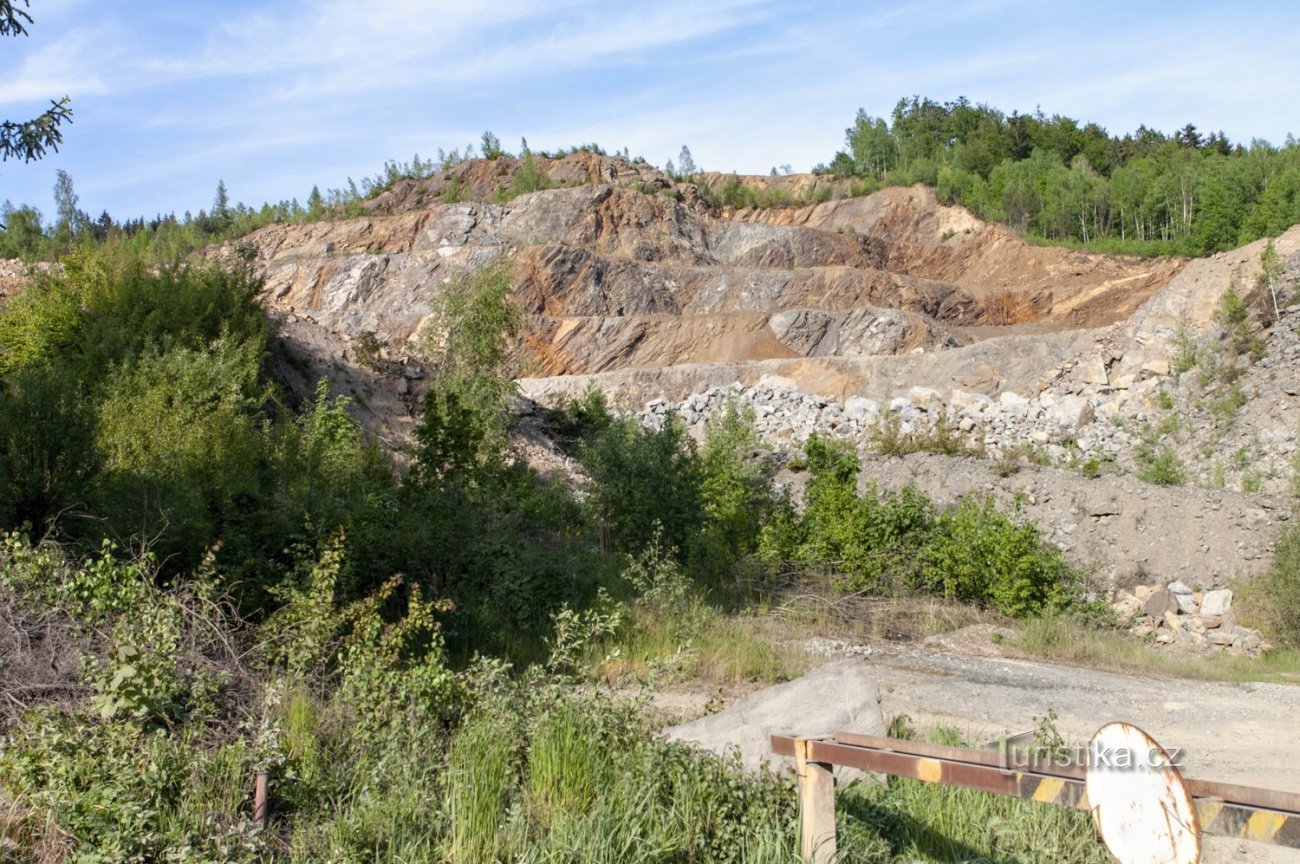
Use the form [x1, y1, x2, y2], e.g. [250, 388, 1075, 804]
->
[0, 364, 98, 530]
[581, 414, 704, 559]
[1136, 444, 1187, 486]
[777, 435, 936, 594]
[921, 496, 1078, 617]
[697, 402, 783, 575]
[762, 436, 1081, 616]
[1263, 521, 1300, 646]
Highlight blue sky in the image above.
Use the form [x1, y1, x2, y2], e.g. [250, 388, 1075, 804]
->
[3, 0, 1299, 223]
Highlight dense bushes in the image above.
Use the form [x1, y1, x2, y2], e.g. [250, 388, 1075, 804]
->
[763, 435, 1080, 617]
[1261, 520, 1300, 646]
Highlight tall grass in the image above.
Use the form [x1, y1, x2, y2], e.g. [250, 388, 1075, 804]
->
[1017, 613, 1300, 682]
[446, 708, 515, 864]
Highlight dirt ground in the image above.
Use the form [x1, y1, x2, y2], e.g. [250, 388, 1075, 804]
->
[652, 636, 1300, 864]
[867, 644, 1300, 864]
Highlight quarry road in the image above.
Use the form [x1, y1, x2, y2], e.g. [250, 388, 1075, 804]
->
[859, 645, 1300, 864]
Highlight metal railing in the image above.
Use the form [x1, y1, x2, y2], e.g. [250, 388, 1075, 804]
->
[771, 731, 1300, 864]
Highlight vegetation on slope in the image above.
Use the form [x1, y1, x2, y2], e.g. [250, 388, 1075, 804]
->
[819, 96, 1300, 256]
[5, 97, 1299, 268]
[0, 248, 1129, 861]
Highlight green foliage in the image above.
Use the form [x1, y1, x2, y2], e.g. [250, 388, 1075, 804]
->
[2, 713, 264, 862]
[495, 138, 552, 201]
[480, 131, 505, 160]
[543, 385, 613, 455]
[1262, 520, 1300, 647]
[1215, 285, 1267, 360]
[0, 363, 98, 528]
[1171, 321, 1200, 374]
[766, 435, 935, 594]
[1136, 443, 1188, 485]
[827, 96, 1300, 256]
[921, 496, 1077, 617]
[760, 436, 1081, 617]
[580, 413, 704, 559]
[872, 412, 973, 456]
[697, 401, 783, 572]
[415, 261, 522, 482]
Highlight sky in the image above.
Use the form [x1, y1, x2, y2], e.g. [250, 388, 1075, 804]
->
[3, 0, 1299, 223]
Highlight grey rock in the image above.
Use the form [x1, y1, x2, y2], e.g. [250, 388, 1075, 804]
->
[1143, 589, 1179, 619]
[1046, 395, 1095, 431]
[1086, 499, 1121, 517]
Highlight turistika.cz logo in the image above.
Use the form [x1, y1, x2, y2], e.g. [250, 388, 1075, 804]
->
[1003, 745, 1187, 771]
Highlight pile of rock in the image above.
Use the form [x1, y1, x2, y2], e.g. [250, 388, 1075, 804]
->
[638, 377, 1153, 465]
[1111, 582, 1271, 656]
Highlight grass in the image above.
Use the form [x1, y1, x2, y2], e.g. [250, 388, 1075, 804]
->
[590, 601, 807, 687]
[871, 412, 979, 458]
[1015, 613, 1300, 683]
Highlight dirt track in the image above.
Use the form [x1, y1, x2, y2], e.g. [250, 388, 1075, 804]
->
[860, 644, 1300, 863]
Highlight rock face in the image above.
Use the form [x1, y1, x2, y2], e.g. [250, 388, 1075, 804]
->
[179, 153, 1300, 648]
[219, 162, 1184, 405]
[663, 660, 885, 779]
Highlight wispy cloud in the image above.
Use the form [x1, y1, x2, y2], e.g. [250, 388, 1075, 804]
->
[2, 0, 1298, 219]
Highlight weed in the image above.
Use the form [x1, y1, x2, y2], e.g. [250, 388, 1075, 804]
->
[1213, 385, 1249, 426]
[871, 412, 972, 457]
[1171, 321, 1199, 374]
[1135, 444, 1187, 486]
[1154, 388, 1174, 410]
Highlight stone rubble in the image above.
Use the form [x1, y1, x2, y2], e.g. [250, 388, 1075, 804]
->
[635, 273, 1300, 496]
[1111, 583, 1270, 656]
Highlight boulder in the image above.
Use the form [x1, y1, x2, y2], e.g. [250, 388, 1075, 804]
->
[1046, 395, 1095, 431]
[1167, 581, 1198, 613]
[1142, 358, 1171, 377]
[1199, 589, 1233, 618]
[1086, 498, 1121, 517]
[908, 386, 943, 410]
[844, 396, 881, 421]
[950, 390, 991, 414]
[1143, 589, 1179, 619]
[1110, 590, 1142, 620]
[1082, 357, 1109, 386]
[664, 660, 885, 779]
[998, 391, 1029, 408]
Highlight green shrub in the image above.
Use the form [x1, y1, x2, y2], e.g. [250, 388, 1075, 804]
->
[783, 436, 936, 594]
[581, 414, 704, 560]
[1263, 521, 1300, 646]
[762, 436, 1080, 616]
[921, 496, 1078, 617]
[414, 261, 522, 483]
[1136, 444, 1187, 485]
[0, 364, 99, 530]
[697, 401, 783, 574]
[543, 385, 613, 455]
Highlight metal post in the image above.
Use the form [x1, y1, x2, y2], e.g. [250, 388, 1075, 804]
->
[794, 738, 836, 864]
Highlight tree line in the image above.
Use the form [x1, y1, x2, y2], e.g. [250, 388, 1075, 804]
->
[820, 96, 1300, 255]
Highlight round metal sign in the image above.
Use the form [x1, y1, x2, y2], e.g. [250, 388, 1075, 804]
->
[1086, 722, 1201, 864]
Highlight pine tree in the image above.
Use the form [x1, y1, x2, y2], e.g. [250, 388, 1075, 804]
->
[306, 185, 324, 219]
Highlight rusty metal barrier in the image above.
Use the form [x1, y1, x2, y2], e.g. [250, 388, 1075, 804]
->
[772, 730, 1300, 864]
